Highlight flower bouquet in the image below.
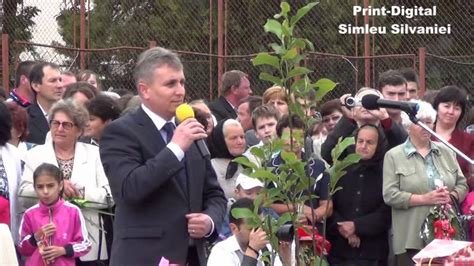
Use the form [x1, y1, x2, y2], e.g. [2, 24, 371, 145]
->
[297, 225, 331, 265]
[420, 202, 467, 245]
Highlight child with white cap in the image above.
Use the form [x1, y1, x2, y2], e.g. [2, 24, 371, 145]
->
[218, 173, 279, 240]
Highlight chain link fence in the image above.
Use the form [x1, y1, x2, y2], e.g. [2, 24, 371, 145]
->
[2, 0, 472, 102]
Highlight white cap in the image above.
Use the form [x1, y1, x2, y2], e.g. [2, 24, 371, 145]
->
[235, 173, 264, 190]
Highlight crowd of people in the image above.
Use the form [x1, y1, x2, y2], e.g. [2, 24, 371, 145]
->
[0, 46, 473, 266]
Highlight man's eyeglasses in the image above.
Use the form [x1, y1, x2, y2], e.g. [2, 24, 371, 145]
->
[50, 120, 75, 130]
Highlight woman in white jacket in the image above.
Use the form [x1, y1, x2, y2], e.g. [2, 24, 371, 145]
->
[18, 99, 113, 265]
[0, 102, 22, 246]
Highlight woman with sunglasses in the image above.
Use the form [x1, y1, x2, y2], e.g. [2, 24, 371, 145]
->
[18, 99, 113, 265]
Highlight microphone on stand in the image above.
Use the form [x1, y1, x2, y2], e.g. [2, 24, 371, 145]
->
[176, 103, 211, 158]
[361, 94, 419, 116]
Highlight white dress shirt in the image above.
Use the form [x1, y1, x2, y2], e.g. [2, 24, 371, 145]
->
[207, 235, 282, 266]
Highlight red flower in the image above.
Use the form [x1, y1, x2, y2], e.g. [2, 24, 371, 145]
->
[433, 219, 456, 240]
[297, 226, 331, 255]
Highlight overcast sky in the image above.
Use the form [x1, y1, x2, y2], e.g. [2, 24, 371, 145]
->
[25, 0, 64, 45]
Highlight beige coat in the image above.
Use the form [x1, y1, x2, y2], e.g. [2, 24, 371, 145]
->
[383, 140, 467, 255]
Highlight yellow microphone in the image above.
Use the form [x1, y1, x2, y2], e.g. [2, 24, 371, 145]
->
[175, 103, 210, 158]
[176, 103, 195, 122]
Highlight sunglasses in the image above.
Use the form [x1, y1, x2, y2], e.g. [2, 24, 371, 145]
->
[50, 120, 75, 130]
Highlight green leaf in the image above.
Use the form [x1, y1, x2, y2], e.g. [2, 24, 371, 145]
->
[288, 66, 312, 79]
[280, 2, 290, 15]
[331, 186, 343, 196]
[250, 146, 265, 161]
[290, 2, 318, 27]
[268, 188, 283, 202]
[281, 19, 292, 37]
[288, 102, 305, 120]
[231, 207, 253, 219]
[290, 38, 306, 50]
[313, 78, 338, 100]
[233, 156, 258, 170]
[277, 212, 292, 226]
[330, 136, 355, 162]
[254, 193, 264, 211]
[282, 48, 298, 60]
[264, 19, 283, 39]
[252, 53, 280, 69]
[290, 78, 306, 91]
[304, 38, 315, 51]
[259, 72, 281, 85]
[313, 256, 329, 266]
[280, 151, 297, 163]
[269, 43, 285, 55]
[251, 169, 278, 181]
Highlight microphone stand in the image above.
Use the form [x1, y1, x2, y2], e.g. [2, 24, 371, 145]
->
[409, 114, 474, 165]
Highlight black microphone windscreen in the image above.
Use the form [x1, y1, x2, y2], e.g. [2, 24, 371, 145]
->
[361, 94, 380, 110]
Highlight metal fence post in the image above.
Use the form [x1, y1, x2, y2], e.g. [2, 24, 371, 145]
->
[217, 0, 224, 97]
[419, 47, 426, 98]
[80, 0, 86, 70]
[363, 0, 370, 88]
[2, 34, 10, 94]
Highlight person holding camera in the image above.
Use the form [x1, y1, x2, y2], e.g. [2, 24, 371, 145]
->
[321, 87, 407, 166]
[208, 198, 291, 266]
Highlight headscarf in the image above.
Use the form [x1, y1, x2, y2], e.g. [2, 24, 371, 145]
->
[208, 119, 239, 179]
[354, 123, 385, 165]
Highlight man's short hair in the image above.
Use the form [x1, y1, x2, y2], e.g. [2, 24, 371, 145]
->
[29, 62, 59, 87]
[86, 94, 121, 122]
[399, 67, 419, 84]
[320, 99, 342, 118]
[61, 70, 76, 77]
[62, 81, 97, 100]
[15, 61, 36, 87]
[133, 47, 183, 87]
[229, 198, 261, 227]
[377, 70, 407, 92]
[221, 70, 247, 96]
[239, 95, 263, 113]
[251, 104, 279, 129]
[276, 114, 305, 138]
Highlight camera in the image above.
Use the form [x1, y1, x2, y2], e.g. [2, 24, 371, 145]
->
[275, 224, 294, 242]
[344, 96, 360, 108]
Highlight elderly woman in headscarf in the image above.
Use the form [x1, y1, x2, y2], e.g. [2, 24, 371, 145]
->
[383, 100, 467, 262]
[208, 119, 246, 199]
[328, 123, 391, 265]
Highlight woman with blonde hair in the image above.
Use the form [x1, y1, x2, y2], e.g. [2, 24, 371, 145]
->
[262, 86, 290, 116]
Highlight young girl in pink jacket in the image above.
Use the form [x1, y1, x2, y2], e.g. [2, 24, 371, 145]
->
[18, 163, 91, 265]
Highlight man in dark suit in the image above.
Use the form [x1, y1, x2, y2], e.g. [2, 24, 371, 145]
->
[100, 47, 227, 265]
[26, 62, 63, 144]
[209, 70, 252, 122]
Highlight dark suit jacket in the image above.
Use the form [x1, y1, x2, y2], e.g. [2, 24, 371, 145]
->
[208, 96, 237, 122]
[26, 103, 49, 145]
[99, 107, 226, 266]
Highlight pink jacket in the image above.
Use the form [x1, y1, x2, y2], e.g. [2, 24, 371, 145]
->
[462, 192, 474, 241]
[18, 198, 91, 266]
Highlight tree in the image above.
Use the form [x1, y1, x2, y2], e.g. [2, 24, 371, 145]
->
[1, 0, 39, 88]
[55, 0, 212, 94]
